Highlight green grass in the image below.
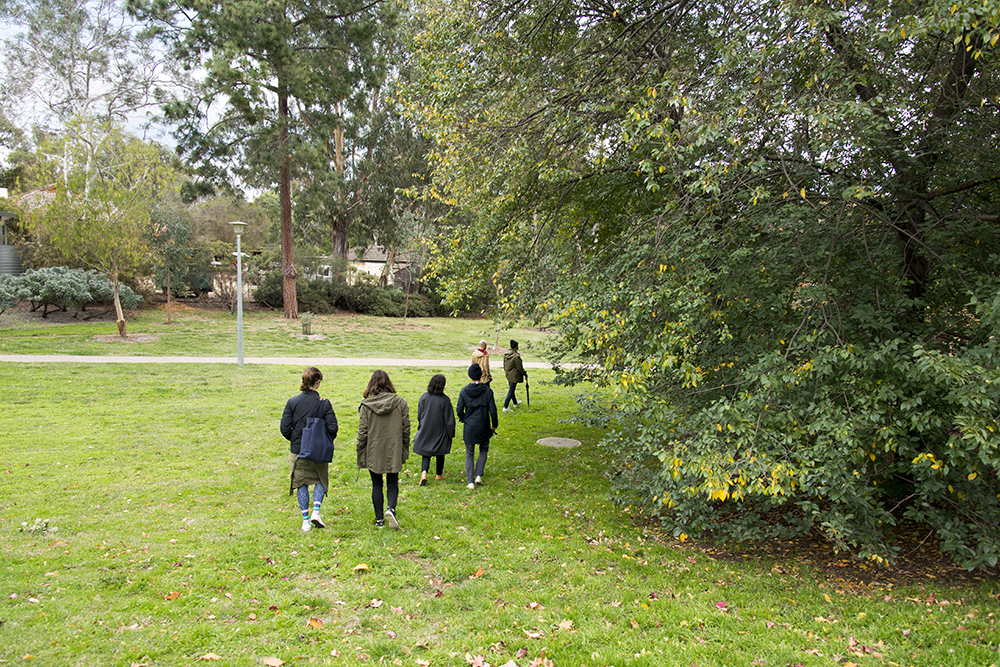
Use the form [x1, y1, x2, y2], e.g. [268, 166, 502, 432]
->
[0, 310, 998, 666]
[0, 305, 554, 360]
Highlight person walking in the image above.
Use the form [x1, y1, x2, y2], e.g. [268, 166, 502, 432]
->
[280, 366, 339, 532]
[356, 369, 410, 529]
[502, 339, 527, 412]
[413, 374, 456, 486]
[471, 340, 493, 385]
[457, 363, 498, 489]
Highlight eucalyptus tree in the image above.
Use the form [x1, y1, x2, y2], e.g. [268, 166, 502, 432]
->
[128, 0, 391, 319]
[0, 0, 175, 163]
[404, 0, 1000, 567]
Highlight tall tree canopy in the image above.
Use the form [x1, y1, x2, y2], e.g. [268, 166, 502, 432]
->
[403, 0, 1000, 568]
[0, 0, 174, 139]
[128, 0, 391, 319]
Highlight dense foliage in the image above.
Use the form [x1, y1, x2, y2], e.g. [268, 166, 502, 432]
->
[403, 0, 1000, 568]
[1, 267, 142, 317]
[254, 271, 442, 318]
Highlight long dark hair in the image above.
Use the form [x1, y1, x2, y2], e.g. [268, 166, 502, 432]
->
[427, 374, 446, 395]
[300, 366, 323, 391]
[363, 369, 396, 398]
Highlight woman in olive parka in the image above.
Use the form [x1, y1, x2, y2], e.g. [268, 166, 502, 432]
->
[356, 370, 410, 528]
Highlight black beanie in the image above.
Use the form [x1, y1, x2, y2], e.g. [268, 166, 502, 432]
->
[510, 339, 518, 349]
[468, 363, 483, 380]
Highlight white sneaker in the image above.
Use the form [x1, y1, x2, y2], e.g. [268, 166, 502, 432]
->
[467, 483, 475, 490]
[301, 519, 312, 532]
[310, 510, 325, 528]
[385, 507, 399, 530]
[503, 407, 512, 412]
[475, 476, 483, 485]
[513, 401, 521, 408]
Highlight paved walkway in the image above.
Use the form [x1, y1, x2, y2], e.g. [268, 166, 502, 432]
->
[0, 354, 558, 368]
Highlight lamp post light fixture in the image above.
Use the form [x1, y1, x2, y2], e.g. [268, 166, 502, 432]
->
[230, 221, 248, 366]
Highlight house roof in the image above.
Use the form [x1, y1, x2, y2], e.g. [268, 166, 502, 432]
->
[348, 245, 419, 264]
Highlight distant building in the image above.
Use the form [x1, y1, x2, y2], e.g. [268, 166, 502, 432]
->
[347, 245, 421, 293]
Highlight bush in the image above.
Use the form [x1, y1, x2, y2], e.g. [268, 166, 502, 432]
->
[0, 274, 17, 314]
[254, 269, 445, 317]
[7, 267, 141, 318]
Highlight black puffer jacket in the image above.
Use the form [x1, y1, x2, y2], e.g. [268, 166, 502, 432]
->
[280, 390, 339, 454]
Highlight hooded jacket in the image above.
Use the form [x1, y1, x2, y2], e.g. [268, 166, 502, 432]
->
[356, 392, 410, 474]
[456, 382, 498, 445]
[503, 349, 526, 383]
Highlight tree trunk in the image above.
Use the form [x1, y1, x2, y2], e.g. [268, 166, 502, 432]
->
[331, 212, 349, 259]
[112, 274, 127, 337]
[166, 267, 173, 325]
[278, 79, 298, 319]
[379, 244, 397, 288]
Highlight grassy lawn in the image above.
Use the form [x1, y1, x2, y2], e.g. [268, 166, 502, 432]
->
[1, 308, 998, 667]
[0, 304, 554, 360]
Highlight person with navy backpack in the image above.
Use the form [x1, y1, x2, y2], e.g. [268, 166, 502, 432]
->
[280, 367, 339, 532]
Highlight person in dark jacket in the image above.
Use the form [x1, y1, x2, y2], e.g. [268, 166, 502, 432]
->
[413, 374, 456, 486]
[356, 370, 410, 529]
[502, 339, 527, 412]
[456, 363, 499, 489]
[280, 366, 339, 532]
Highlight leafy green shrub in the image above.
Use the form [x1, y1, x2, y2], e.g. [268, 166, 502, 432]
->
[254, 269, 444, 317]
[9, 267, 141, 317]
[0, 274, 18, 314]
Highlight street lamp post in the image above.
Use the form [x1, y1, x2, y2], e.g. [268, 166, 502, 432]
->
[230, 221, 247, 366]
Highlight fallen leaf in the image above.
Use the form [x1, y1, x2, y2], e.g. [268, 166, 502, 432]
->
[263, 658, 284, 667]
[470, 567, 486, 579]
[306, 617, 323, 630]
[523, 629, 542, 639]
[557, 619, 574, 631]
[371, 598, 384, 608]
[629, 619, 639, 629]
[765, 621, 776, 628]
[527, 601, 544, 610]
[416, 660, 430, 667]
[392, 606, 404, 614]
[715, 601, 729, 610]
[353, 563, 370, 572]
[200, 654, 222, 661]
[163, 592, 181, 601]
[388, 630, 397, 638]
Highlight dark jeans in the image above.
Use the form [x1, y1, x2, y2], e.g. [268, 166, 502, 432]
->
[370, 471, 399, 521]
[465, 442, 489, 482]
[421, 455, 445, 476]
[504, 381, 520, 408]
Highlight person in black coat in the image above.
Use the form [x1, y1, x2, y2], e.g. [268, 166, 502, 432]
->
[413, 374, 456, 485]
[456, 363, 499, 489]
[280, 367, 339, 532]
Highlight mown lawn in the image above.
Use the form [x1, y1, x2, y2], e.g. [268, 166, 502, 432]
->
[0, 303, 556, 360]
[0, 308, 997, 667]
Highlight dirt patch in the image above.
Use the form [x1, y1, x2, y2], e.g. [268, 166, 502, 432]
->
[92, 333, 161, 343]
[392, 321, 431, 330]
[633, 514, 999, 590]
[1, 301, 119, 325]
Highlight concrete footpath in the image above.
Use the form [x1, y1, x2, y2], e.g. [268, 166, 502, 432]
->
[0, 354, 557, 368]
